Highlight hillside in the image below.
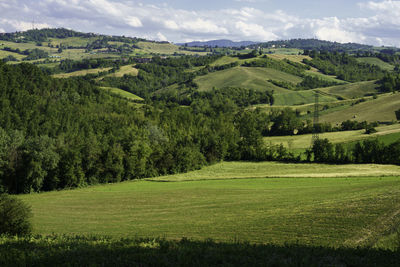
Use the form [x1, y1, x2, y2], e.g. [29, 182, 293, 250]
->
[181, 39, 259, 48]
[320, 93, 400, 123]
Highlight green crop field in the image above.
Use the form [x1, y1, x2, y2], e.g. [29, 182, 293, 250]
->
[106, 64, 138, 78]
[52, 67, 112, 78]
[320, 92, 400, 123]
[0, 49, 26, 60]
[267, 54, 311, 64]
[100, 86, 143, 101]
[263, 123, 400, 150]
[46, 37, 99, 47]
[195, 66, 301, 92]
[319, 80, 379, 99]
[273, 89, 338, 106]
[137, 41, 207, 56]
[304, 70, 348, 84]
[19, 161, 400, 250]
[356, 57, 395, 71]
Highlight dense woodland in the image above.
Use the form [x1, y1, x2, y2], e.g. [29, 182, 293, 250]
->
[0, 61, 287, 193]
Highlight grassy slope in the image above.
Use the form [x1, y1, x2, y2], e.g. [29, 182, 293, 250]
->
[267, 54, 311, 63]
[52, 67, 112, 78]
[263, 123, 400, 150]
[45, 37, 99, 47]
[99, 87, 143, 101]
[104, 64, 138, 78]
[136, 41, 207, 56]
[273, 89, 338, 106]
[320, 93, 400, 123]
[0, 49, 25, 60]
[319, 80, 379, 99]
[195, 66, 301, 92]
[356, 57, 395, 71]
[19, 161, 400, 248]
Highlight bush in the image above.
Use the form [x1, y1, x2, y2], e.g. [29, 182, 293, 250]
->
[0, 194, 32, 236]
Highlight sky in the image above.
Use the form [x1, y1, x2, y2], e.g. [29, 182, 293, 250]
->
[0, 0, 399, 47]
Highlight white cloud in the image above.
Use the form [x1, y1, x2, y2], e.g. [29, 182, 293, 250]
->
[0, 0, 399, 46]
[156, 32, 168, 42]
[181, 19, 228, 34]
[126, 16, 142, 28]
[235, 21, 278, 41]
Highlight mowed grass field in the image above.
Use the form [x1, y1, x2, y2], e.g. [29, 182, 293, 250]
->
[273, 89, 338, 106]
[356, 57, 395, 71]
[99, 87, 143, 101]
[136, 41, 207, 56]
[195, 66, 301, 92]
[320, 92, 400, 123]
[263, 123, 400, 150]
[19, 161, 400, 249]
[319, 80, 379, 99]
[52, 67, 112, 78]
[106, 64, 138, 77]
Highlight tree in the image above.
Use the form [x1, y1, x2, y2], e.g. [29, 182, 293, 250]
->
[312, 138, 334, 163]
[0, 194, 32, 236]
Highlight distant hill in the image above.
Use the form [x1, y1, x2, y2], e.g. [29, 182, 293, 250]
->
[180, 39, 259, 48]
[249, 39, 375, 52]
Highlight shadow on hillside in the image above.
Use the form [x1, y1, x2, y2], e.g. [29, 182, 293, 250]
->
[1, 236, 399, 266]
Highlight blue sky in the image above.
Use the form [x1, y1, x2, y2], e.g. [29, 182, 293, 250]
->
[0, 0, 399, 47]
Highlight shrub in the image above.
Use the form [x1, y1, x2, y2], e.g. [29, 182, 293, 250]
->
[0, 194, 32, 236]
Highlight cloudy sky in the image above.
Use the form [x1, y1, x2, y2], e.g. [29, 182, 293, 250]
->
[0, 0, 399, 46]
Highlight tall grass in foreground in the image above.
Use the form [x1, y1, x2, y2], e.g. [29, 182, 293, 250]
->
[1, 235, 399, 266]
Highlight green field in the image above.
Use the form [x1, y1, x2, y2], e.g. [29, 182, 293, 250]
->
[320, 92, 400, 123]
[267, 54, 311, 64]
[0, 49, 25, 61]
[319, 80, 379, 99]
[100, 86, 143, 101]
[273, 89, 338, 106]
[46, 37, 99, 47]
[52, 67, 112, 78]
[263, 123, 400, 150]
[356, 57, 395, 71]
[195, 66, 301, 92]
[105, 64, 138, 78]
[137, 41, 207, 56]
[19, 161, 400, 250]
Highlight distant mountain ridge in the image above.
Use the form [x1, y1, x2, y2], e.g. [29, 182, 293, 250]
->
[180, 39, 259, 48]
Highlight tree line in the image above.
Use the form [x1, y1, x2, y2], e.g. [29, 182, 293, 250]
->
[0, 61, 284, 194]
[310, 138, 400, 165]
[303, 51, 387, 82]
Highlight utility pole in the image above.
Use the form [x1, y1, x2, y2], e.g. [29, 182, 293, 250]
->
[311, 92, 320, 145]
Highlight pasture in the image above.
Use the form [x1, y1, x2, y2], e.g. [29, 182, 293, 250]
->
[52, 67, 112, 78]
[320, 92, 400, 123]
[273, 89, 338, 106]
[100, 86, 143, 101]
[319, 80, 379, 99]
[263, 123, 400, 150]
[19, 161, 400, 250]
[105, 64, 138, 78]
[136, 41, 207, 56]
[356, 57, 395, 71]
[195, 66, 301, 92]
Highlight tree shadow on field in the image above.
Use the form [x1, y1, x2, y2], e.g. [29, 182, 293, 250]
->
[0, 235, 399, 267]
